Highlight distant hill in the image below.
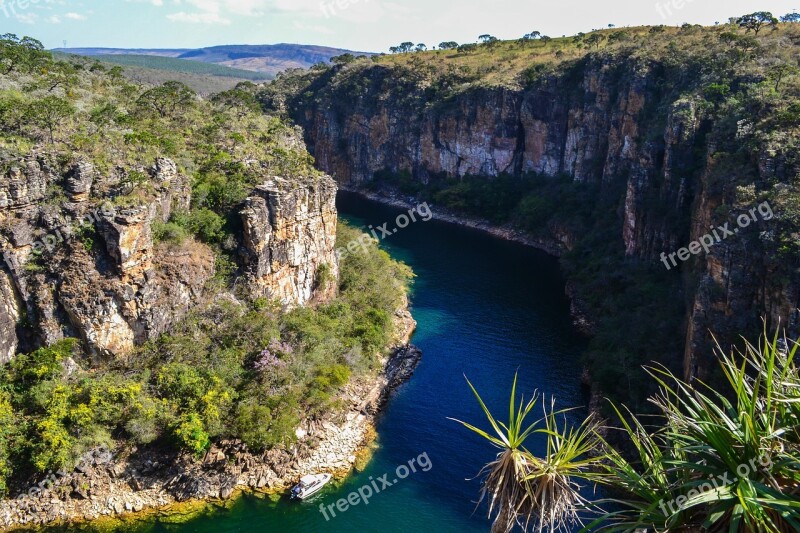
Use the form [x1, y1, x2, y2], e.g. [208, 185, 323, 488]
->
[53, 52, 268, 95]
[85, 55, 272, 81]
[56, 48, 190, 57]
[54, 44, 374, 76]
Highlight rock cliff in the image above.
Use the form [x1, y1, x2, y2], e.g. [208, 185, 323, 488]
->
[0, 155, 338, 360]
[275, 49, 800, 388]
[239, 175, 339, 306]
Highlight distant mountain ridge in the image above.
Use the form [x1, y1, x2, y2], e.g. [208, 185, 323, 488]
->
[53, 44, 374, 75]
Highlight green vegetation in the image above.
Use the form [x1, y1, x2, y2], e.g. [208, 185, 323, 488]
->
[0, 223, 411, 492]
[50, 52, 274, 95]
[458, 329, 800, 532]
[0, 35, 413, 496]
[451, 375, 604, 532]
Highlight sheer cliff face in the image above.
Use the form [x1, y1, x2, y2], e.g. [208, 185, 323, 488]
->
[0, 156, 338, 360]
[288, 57, 799, 381]
[239, 176, 339, 307]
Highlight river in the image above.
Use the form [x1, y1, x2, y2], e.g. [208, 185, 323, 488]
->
[115, 192, 590, 532]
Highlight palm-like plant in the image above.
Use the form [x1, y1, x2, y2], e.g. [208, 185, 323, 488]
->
[587, 405, 691, 532]
[454, 327, 800, 532]
[527, 400, 608, 532]
[451, 374, 605, 533]
[595, 329, 800, 532]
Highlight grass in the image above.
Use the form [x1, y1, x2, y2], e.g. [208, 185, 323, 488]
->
[366, 23, 800, 89]
[374, 27, 670, 87]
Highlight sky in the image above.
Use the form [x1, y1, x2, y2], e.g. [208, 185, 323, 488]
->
[1, 0, 799, 52]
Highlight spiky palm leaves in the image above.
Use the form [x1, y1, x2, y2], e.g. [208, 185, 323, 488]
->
[451, 374, 605, 533]
[595, 330, 800, 532]
[455, 328, 800, 533]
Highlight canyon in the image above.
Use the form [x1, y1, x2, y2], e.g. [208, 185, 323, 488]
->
[270, 40, 800, 395]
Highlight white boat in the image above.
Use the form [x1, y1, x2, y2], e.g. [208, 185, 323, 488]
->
[290, 473, 332, 500]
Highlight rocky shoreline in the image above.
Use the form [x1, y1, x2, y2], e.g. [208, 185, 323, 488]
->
[340, 186, 596, 335]
[0, 304, 419, 531]
[341, 186, 570, 258]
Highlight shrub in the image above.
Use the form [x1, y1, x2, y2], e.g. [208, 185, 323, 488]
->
[0, 392, 15, 496]
[172, 413, 210, 455]
[152, 221, 190, 245]
[234, 401, 275, 451]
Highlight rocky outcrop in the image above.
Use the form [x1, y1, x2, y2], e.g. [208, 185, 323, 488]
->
[0, 269, 20, 364]
[0, 156, 55, 210]
[239, 175, 339, 306]
[64, 161, 94, 203]
[296, 59, 659, 188]
[0, 155, 338, 359]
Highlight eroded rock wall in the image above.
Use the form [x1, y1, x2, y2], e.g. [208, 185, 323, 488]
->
[240, 175, 339, 306]
[0, 155, 337, 360]
[288, 57, 799, 382]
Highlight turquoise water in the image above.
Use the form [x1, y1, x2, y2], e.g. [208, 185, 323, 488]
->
[113, 193, 590, 532]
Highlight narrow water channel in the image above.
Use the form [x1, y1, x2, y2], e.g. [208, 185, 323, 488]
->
[109, 192, 590, 532]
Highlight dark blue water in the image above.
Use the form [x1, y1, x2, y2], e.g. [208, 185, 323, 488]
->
[126, 192, 589, 532]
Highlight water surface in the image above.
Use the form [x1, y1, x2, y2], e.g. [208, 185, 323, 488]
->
[114, 192, 590, 532]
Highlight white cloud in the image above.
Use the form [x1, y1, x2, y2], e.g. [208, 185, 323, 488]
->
[292, 21, 335, 35]
[64, 12, 87, 20]
[166, 11, 232, 24]
[183, 0, 266, 16]
[46, 15, 61, 23]
[14, 12, 38, 24]
[173, 0, 323, 17]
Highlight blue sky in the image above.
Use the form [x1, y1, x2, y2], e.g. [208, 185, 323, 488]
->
[2, 0, 799, 52]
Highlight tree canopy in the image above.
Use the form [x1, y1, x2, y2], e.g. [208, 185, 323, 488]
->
[737, 12, 779, 35]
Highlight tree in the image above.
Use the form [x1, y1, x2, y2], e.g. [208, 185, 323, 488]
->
[457, 43, 478, 53]
[438, 41, 459, 50]
[719, 31, 759, 54]
[585, 33, 606, 49]
[0, 92, 27, 134]
[35, 61, 79, 93]
[703, 83, 731, 104]
[541, 35, 552, 46]
[398, 42, 415, 53]
[608, 30, 631, 44]
[331, 53, 356, 65]
[529, 31, 541, 39]
[737, 12, 778, 35]
[768, 63, 800, 91]
[389, 46, 399, 54]
[211, 83, 261, 116]
[108, 66, 125, 80]
[415, 43, 427, 52]
[478, 34, 497, 44]
[0, 34, 49, 75]
[24, 96, 75, 143]
[781, 12, 800, 23]
[136, 81, 196, 119]
[88, 101, 119, 132]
